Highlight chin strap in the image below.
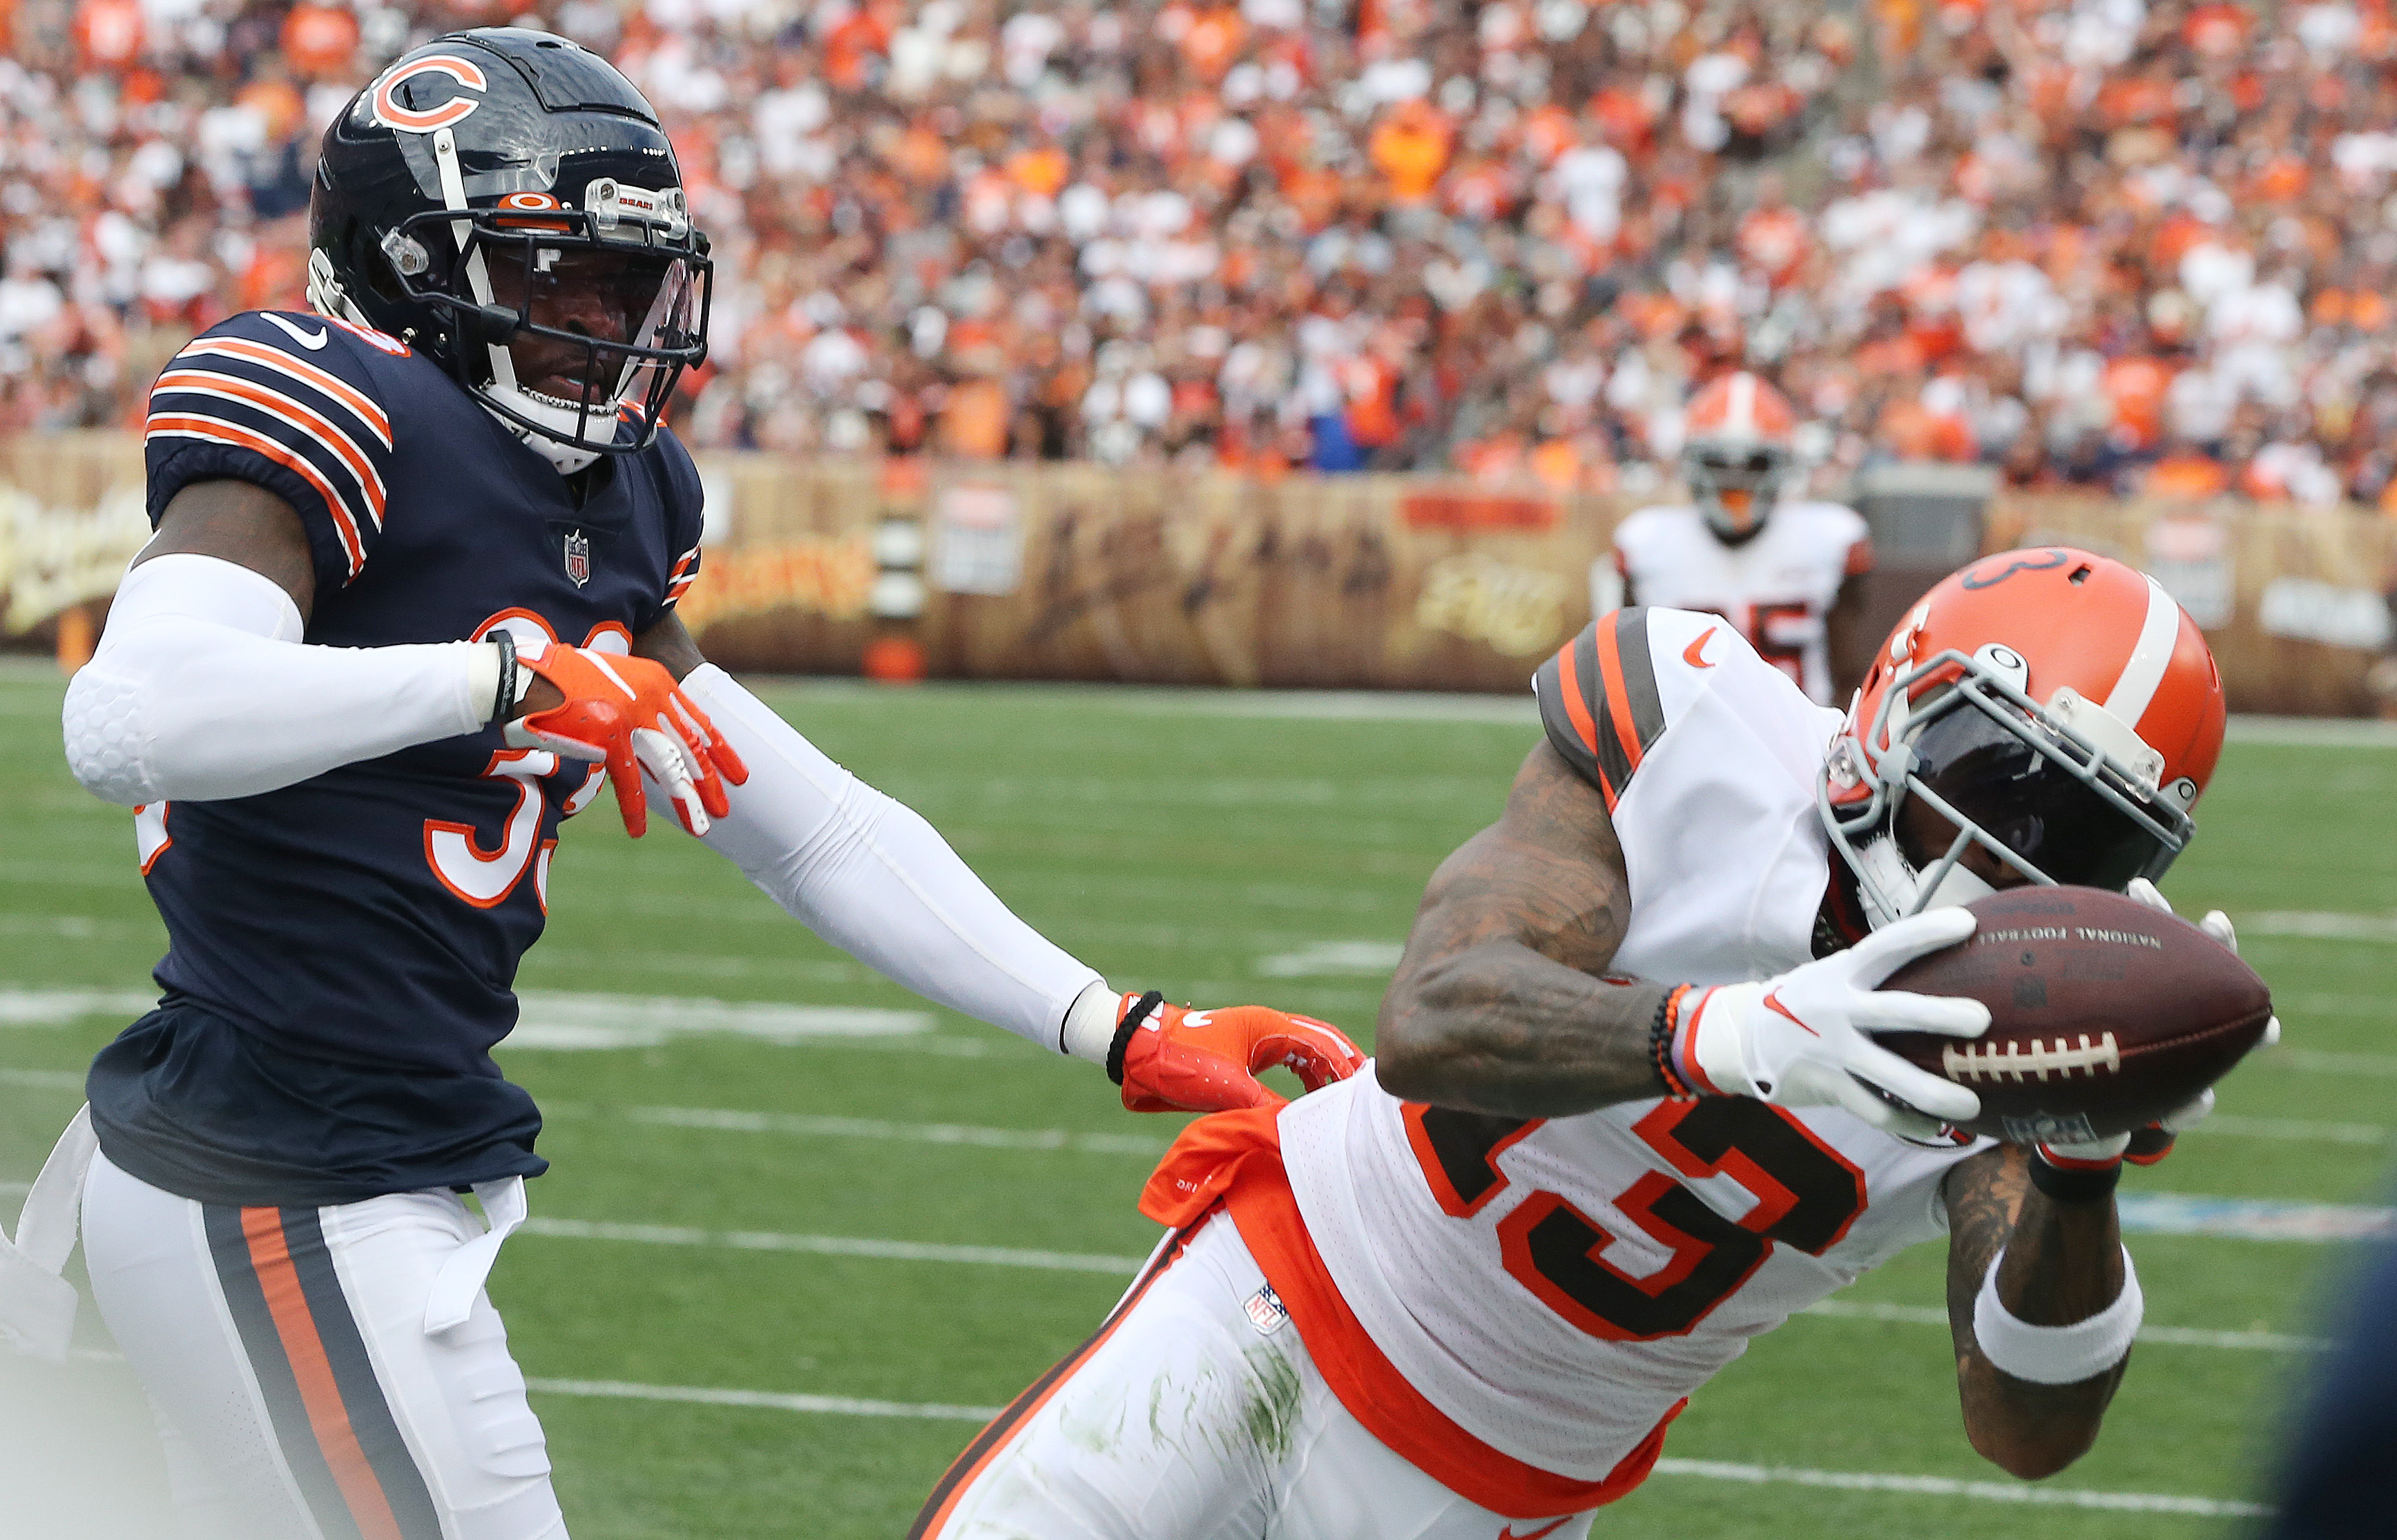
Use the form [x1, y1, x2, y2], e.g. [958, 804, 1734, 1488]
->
[482, 399, 603, 474]
[1851, 833, 1995, 930]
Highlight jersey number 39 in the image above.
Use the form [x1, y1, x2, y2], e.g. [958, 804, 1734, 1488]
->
[1403, 1099, 1867, 1341]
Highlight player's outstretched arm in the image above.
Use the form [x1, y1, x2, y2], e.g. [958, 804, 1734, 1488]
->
[631, 615, 1364, 1101]
[1376, 741, 1672, 1117]
[63, 481, 726, 840]
[1942, 1145, 2135, 1479]
[65, 481, 500, 804]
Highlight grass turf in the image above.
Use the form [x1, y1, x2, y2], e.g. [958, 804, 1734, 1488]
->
[0, 664, 2389, 1537]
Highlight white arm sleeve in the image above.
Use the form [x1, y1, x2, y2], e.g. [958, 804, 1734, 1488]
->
[681, 664, 1106, 1054]
[63, 553, 493, 806]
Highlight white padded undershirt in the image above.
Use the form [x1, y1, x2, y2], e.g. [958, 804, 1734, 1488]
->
[63, 553, 489, 805]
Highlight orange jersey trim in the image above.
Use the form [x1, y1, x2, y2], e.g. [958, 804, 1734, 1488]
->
[1590, 616, 1646, 778]
[1552, 637, 1604, 761]
[1141, 1109, 1682, 1521]
[146, 416, 366, 576]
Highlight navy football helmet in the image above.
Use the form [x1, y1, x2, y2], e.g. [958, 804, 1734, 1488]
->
[308, 29, 711, 472]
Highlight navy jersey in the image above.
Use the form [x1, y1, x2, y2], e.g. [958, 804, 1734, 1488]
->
[88, 309, 705, 1206]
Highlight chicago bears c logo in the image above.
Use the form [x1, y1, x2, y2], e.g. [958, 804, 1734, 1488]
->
[371, 55, 488, 133]
[1959, 548, 2072, 590]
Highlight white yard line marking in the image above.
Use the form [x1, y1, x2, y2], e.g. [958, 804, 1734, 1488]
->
[521, 1217, 1144, 1275]
[509, 1371, 2266, 1514]
[2241, 912, 2397, 944]
[1254, 940, 1405, 978]
[2268, 1048, 2397, 1077]
[1646, 1457, 2267, 1518]
[506, 991, 930, 1050]
[2222, 715, 2397, 748]
[0, 989, 162, 1027]
[588, 1099, 2390, 1157]
[515, 1218, 2334, 1347]
[0, 916, 150, 941]
[16, 1072, 2391, 1242]
[1798, 1299, 2327, 1351]
[2121, 1193, 2395, 1242]
[0, 1068, 86, 1090]
[0, 981, 951, 1052]
[525, 1377, 998, 1422]
[2271, 992, 2391, 1019]
[2196, 1113, 2389, 1146]
[599, 1104, 1171, 1157]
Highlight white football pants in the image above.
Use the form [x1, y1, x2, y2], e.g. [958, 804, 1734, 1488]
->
[79, 1149, 565, 1540]
[911, 1211, 1598, 1540]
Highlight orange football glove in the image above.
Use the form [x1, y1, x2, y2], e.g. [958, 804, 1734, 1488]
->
[1106, 990, 1366, 1114]
[504, 637, 749, 838]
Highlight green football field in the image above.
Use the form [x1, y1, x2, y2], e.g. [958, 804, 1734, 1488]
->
[1, 658, 2391, 1538]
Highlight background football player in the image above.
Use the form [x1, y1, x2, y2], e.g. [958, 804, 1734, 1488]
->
[1601, 369, 1874, 704]
[912, 552, 2260, 1539]
[15, 30, 1358, 1540]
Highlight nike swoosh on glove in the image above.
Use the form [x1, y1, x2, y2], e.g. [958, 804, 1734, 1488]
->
[506, 638, 748, 837]
[1673, 906, 1992, 1139]
[1107, 992, 1366, 1113]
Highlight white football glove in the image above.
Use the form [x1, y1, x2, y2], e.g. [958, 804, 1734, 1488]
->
[2124, 878, 2280, 1046]
[1679, 907, 1992, 1139]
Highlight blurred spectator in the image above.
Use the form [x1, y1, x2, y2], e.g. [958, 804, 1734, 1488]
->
[0, 0, 2395, 505]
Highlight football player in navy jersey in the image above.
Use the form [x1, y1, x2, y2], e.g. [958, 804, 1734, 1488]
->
[9, 30, 1361, 1540]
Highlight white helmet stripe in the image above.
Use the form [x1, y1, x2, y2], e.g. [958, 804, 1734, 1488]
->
[2102, 575, 2182, 730]
[1726, 372, 1756, 436]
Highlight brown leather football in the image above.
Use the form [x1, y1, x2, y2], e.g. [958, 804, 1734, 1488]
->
[1873, 885, 2273, 1144]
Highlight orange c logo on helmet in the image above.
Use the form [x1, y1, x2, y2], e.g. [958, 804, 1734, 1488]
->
[372, 55, 488, 133]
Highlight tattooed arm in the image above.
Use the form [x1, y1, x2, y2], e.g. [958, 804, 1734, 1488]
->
[1943, 1146, 2130, 1478]
[1374, 741, 1670, 1117]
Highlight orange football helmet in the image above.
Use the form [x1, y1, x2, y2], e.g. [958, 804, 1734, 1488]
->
[1821, 548, 2226, 928]
[1682, 371, 1801, 541]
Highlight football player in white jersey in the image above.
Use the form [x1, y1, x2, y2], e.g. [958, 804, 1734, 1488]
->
[1604, 371, 1873, 704]
[912, 548, 2253, 1539]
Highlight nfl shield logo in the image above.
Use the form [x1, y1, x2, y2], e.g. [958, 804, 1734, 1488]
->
[563, 530, 591, 586]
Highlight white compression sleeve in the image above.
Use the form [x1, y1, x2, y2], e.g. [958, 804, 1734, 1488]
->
[63, 553, 492, 805]
[680, 665, 1105, 1053]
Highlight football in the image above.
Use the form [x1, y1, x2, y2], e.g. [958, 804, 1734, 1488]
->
[1874, 886, 2274, 1144]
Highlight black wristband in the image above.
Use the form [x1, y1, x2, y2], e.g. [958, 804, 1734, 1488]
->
[1105, 990, 1164, 1086]
[490, 630, 519, 726]
[2028, 1150, 2124, 1204]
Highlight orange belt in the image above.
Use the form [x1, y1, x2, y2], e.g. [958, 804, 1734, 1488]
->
[1139, 1107, 1682, 1522]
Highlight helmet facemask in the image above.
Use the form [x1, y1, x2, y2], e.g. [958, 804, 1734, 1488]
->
[371, 180, 709, 472]
[1820, 646, 2199, 929]
[1685, 440, 1791, 542]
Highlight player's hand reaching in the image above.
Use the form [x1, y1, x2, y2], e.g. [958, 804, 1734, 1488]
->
[2109, 878, 2271, 1164]
[502, 637, 748, 838]
[2124, 878, 2278, 1046]
[1107, 992, 1366, 1113]
[1668, 907, 1992, 1139]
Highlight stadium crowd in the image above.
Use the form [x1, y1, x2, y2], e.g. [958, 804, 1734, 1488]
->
[3, 0, 2397, 507]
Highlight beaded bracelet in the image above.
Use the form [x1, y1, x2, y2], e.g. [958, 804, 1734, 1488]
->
[1650, 983, 1695, 1098]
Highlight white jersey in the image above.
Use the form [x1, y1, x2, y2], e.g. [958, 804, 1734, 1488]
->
[1280, 606, 1983, 1483]
[1610, 500, 1872, 704]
